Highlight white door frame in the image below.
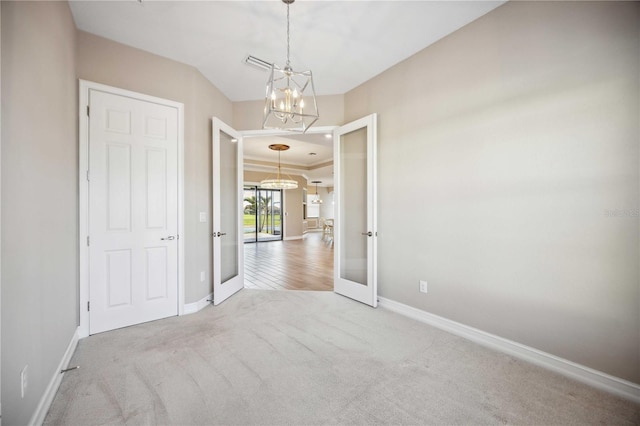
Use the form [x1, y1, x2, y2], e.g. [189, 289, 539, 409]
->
[241, 127, 338, 138]
[78, 80, 185, 338]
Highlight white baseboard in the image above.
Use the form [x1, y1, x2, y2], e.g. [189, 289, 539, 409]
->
[183, 292, 212, 315]
[378, 297, 640, 404]
[29, 327, 80, 426]
[284, 235, 303, 241]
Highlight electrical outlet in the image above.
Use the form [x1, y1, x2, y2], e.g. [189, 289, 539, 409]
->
[21, 365, 28, 398]
[419, 280, 428, 293]
[200, 271, 205, 282]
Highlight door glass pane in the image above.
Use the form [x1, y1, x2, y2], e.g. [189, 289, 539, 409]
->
[220, 130, 238, 283]
[257, 190, 266, 240]
[258, 189, 282, 242]
[243, 187, 257, 243]
[340, 127, 368, 285]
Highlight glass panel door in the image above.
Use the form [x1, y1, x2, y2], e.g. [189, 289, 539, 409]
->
[333, 114, 377, 307]
[243, 186, 283, 243]
[340, 126, 368, 285]
[258, 188, 282, 242]
[220, 131, 239, 283]
[212, 118, 244, 305]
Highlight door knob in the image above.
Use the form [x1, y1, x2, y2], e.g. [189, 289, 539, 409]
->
[216, 232, 227, 237]
[161, 236, 175, 240]
[361, 231, 373, 237]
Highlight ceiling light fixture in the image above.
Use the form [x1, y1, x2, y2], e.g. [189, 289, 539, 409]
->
[262, 0, 319, 133]
[311, 180, 323, 204]
[260, 144, 298, 190]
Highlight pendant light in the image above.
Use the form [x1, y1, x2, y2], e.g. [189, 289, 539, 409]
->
[260, 144, 298, 190]
[262, 0, 319, 133]
[311, 180, 323, 204]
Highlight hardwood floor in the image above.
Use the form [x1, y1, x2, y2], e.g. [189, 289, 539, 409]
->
[244, 231, 334, 291]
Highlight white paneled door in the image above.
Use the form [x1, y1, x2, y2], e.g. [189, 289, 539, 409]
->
[212, 118, 244, 304]
[334, 114, 378, 307]
[88, 90, 179, 334]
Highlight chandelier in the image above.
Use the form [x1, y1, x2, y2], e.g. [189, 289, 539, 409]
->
[311, 180, 323, 204]
[260, 144, 298, 190]
[262, 0, 319, 133]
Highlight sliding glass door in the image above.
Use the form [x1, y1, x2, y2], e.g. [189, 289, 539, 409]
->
[243, 186, 283, 243]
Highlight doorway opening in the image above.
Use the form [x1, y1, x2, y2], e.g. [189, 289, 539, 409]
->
[214, 115, 377, 306]
[242, 128, 336, 292]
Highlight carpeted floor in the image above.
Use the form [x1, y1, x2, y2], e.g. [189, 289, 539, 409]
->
[45, 290, 640, 425]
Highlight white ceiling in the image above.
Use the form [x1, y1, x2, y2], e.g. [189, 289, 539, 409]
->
[69, 0, 505, 184]
[69, 0, 504, 102]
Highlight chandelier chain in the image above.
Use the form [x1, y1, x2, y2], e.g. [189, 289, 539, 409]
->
[286, 3, 290, 66]
[278, 150, 282, 179]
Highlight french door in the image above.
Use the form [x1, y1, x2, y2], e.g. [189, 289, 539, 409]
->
[333, 114, 378, 307]
[212, 118, 244, 305]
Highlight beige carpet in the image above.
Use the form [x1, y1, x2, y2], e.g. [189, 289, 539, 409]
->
[45, 290, 640, 425]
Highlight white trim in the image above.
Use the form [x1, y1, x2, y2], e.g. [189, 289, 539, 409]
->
[183, 293, 213, 315]
[177, 103, 185, 315]
[378, 297, 640, 403]
[240, 126, 337, 138]
[284, 235, 303, 241]
[78, 80, 185, 337]
[243, 155, 332, 170]
[78, 81, 89, 337]
[0, 5, 3, 420]
[28, 328, 79, 426]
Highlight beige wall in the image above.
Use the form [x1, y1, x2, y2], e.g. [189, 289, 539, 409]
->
[77, 31, 233, 304]
[345, 1, 640, 383]
[1, 2, 78, 424]
[244, 171, 306, 238]
[233, 94, 345, 130]
[318, 187, 334, 220]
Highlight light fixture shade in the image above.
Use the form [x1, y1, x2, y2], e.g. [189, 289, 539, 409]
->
[260, 178, 298, 190]
[263, 65, 319, 133]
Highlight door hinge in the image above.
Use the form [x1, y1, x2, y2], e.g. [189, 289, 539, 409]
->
[86, 170, 90, 181]
[86, 236, 90, 246]
[87, 301, 90, 311]
[86, 105, 90, 117]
